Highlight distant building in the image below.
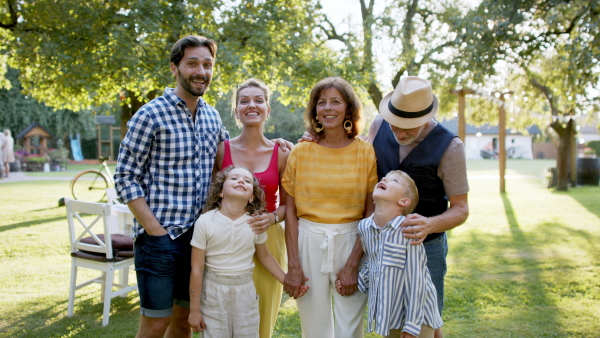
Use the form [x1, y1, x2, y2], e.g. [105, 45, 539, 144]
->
[16, 123, 54, 156]
[439, 118, 541, 160]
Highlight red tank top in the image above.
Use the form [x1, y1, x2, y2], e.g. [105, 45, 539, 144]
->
[222, 140, 280, 212]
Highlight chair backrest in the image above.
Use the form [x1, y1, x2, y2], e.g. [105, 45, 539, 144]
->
[66, 199, 114, 259]
[105, 188, 121, 205]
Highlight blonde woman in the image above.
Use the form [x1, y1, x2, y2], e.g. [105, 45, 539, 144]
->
[214, 78, 289, 338]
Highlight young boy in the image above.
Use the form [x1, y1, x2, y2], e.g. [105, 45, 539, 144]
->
[352, 170, 443, 338]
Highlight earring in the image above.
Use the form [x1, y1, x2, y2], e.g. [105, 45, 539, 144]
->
[344, 118, 353, 134]
[313, 120, 324, 133]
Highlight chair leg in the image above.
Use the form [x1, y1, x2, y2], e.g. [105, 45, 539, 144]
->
[119, 267, 129, 298]
[67, 259, 77, 317]
[100, 272, 107, 302]
[102, 266, 115, 326]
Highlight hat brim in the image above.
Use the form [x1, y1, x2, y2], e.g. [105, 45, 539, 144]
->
[378, 91, 438, 129]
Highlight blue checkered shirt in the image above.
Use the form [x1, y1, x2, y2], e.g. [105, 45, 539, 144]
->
[115, 88, 229, 240]
[358, 215, 443, 336]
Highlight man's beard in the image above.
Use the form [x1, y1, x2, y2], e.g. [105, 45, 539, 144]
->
[393, 134, 417, 146]
[178, 70, 210, 97]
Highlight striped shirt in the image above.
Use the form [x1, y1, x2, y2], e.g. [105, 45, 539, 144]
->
[115, 88, 229, 240]
[358, 215, 443, 336]
[281, 138, 378, 224]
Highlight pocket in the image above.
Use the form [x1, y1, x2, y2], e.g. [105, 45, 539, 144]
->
[139, 233, 176, 276]
[382, 241, 407, 268]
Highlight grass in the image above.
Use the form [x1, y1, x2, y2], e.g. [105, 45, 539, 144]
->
[0, 159, 599, 337]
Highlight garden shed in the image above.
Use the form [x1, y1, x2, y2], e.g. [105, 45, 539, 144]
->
[16, 122, 54, 156]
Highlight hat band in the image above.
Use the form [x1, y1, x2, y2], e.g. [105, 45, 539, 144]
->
[388, 101, 433, 119]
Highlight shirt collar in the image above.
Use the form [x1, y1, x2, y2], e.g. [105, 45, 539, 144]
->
[367, 215, 406, 229]
[163, 87, 207, 110]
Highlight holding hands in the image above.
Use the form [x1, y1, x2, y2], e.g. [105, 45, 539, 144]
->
[284, 265, 310, 299]
[334, 265, 359, 296]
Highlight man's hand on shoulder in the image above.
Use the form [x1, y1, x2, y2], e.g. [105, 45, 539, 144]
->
[400, 213, 433, 245]
[298, 131, 319, 143]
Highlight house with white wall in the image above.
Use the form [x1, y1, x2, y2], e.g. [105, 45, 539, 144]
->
[438, 118, 541, 160]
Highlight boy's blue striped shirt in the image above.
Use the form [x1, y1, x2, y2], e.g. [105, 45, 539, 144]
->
[358, 215, 443, 336]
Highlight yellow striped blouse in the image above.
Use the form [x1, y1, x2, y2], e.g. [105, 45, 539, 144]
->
[282, 138, 378, 224]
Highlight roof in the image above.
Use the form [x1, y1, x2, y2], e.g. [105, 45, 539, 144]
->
[16, 123, 54, 139]
[438, 117, 541, 135]
[96, 116, 116, 125]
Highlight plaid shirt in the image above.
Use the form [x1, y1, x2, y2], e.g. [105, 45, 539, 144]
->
[115, 88, 229, 240]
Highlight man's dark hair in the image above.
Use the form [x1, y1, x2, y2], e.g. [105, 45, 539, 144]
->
[170, 35, 217, 66]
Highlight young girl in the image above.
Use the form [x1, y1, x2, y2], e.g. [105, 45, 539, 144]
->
[188, 166, 307, 337]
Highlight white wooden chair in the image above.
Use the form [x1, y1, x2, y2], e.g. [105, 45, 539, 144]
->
[105, 187, 134, 236]
[66, 199, 137, 326]
[105, 187, 121, 205]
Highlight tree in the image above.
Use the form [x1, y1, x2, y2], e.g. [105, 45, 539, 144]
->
[458, 0, 599, 190]
[216, 90, 307, 142]
[314, 0, 469, 112]
[0, 67, 97, 151]
[0, 0, 343, 136]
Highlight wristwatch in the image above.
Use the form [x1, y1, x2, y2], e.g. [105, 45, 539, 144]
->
[272, 212, 279, 223]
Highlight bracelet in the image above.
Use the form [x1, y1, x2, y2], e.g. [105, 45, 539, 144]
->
[271, 212, 279, 224]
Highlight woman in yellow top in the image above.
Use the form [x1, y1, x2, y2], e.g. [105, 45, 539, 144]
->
[282, 77, 377, 338]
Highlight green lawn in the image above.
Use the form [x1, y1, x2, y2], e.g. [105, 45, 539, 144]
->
[0, 159, 598, 337]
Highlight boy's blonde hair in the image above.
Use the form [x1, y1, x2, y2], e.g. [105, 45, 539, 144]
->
[203, 166, 267, 215]
[388, 170, 419, 215]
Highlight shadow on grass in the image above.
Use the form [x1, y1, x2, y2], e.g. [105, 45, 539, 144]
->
[445, 194, 562, 335]
[31, 206, 65, 212]
[553, 186, 600, 219]
[1, 294, 139, 337]
[0, 216, 65, 233]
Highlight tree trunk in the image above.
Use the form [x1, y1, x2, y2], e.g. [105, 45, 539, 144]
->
[550, 118, 576, 191]
[120, 90, 153, 139]
[368, 82, 383, 108]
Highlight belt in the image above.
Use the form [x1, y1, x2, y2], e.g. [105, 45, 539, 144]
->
[299, 218, 358, 273]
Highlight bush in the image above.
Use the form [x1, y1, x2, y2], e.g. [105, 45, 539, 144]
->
[23, 154, 49, 164]
[47, 148, 69, 165]
[587, 140, 600, 157]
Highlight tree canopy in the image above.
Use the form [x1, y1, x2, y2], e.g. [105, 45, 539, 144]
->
[1, 0, 343, 112]
[0, 67, 97, 147]
[457, 0, 599, 190]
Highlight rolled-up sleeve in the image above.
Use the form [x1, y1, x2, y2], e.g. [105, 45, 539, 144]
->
[114, 111, 154, 204]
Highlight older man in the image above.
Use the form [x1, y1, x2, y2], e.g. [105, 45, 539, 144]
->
[369, 76, 469, 338]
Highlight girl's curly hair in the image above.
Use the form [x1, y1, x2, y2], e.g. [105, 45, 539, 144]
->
[203, 166, 266, 215]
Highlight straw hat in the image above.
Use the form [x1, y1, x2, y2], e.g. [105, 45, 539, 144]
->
[379, 76, 438, 129]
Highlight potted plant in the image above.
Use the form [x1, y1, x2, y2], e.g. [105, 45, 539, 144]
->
[581, 147, 597, 158]
[577, 146, 600, 186]
[23, 154, 49, 172]
[48, 148, 69, 171]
